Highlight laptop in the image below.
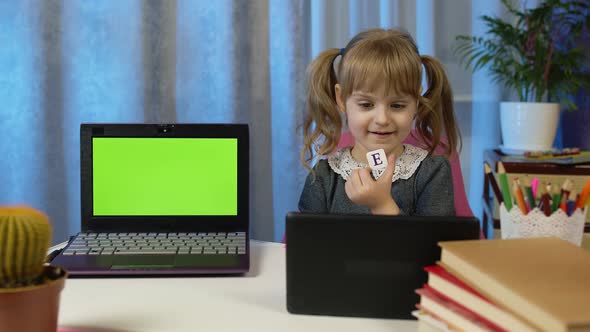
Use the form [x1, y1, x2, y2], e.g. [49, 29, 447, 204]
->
[285, 212, 480, 319]
[51, 123, 250, 276]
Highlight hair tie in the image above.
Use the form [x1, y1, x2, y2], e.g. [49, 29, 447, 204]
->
[340, 48, 345, 56]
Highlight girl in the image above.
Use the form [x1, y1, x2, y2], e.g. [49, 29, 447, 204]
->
[299, 28, 461, 216]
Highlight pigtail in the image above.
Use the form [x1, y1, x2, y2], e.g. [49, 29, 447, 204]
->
[416, 55, 461, 156]
[300, 48, 342, 171]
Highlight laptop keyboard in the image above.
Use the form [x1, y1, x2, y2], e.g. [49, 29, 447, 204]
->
[62, 232, 247, 256]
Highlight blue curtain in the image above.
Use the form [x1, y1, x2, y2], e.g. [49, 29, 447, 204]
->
[0, 0, 307, 243]
[1, 0, 509, 243]
[466, 1, 502, 224]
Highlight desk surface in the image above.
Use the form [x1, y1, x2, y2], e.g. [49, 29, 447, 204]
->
[58, 241, 418, 332]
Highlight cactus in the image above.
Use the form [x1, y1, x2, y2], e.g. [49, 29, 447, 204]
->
[0, 206, 51, 288]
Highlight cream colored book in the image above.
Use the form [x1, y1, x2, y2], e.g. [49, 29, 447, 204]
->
[417, 287, 502, 332]
[412, 310, 454, 332]
[438, 237, 590, 332]
[425, 265, 538, 332]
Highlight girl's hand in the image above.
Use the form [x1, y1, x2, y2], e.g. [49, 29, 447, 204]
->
[344, 155, 400, 215]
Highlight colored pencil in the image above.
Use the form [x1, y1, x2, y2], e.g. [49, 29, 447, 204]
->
[551, 185, 561, 213]
[512, 179, 528, 214]
[542, 193, 552, 216]
[484, 162, 503, 205]
[567, 189, 577, 216]
[576, 178, 590, 209]
[539, 184, 552, 216]
[559, 195, 567, 214]
[531, 177, 539, 198]
[521, 177, 536, 211]
[560, 192, 568, 213]
[561, 178, 573, 198]
[497, 162, 512, 211]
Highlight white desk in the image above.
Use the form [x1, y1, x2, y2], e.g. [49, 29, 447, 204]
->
[57, 241, 418, 332]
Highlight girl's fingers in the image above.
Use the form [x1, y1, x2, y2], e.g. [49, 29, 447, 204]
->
[345, 177, 358, 199]
[378, 154, 396, 183]
[351, 169, 364, 187]
[358, 168, 373, 186]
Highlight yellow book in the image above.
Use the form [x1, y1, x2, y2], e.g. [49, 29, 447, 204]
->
[438, 238, 590, 332]
[503, 151, 590, 165]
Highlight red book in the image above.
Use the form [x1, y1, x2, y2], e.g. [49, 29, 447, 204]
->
[424, 265, 537, 332]
[416, 286, 505, 332]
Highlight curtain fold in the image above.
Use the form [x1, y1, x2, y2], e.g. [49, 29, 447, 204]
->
[269, 0, 308, 241]
[1, 0, 492, 244]
[466, 1, 502, 222]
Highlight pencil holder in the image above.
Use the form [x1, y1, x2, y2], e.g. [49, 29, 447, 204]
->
[499, 203, 587, 246]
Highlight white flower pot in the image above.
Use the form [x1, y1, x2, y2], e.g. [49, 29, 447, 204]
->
[500, 102, 560, 151]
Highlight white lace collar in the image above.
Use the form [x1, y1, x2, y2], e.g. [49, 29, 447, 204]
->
[327, 144, 428, 182]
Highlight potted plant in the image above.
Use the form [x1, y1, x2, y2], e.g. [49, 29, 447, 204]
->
[455, 0, 590, 152]
[0, 206, 67, 332]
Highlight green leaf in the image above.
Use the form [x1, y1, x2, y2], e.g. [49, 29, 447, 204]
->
[453, 0, 590, 108]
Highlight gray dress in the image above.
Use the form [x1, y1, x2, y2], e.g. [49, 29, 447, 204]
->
[298, 146, 455, 216]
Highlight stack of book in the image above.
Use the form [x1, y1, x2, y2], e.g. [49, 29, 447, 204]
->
[413, 237, 590, 332]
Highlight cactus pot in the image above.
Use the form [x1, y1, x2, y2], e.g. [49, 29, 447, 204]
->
[0, 266, 67, 332]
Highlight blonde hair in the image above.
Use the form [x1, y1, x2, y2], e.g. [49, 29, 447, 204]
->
[301, 28, 461, 171]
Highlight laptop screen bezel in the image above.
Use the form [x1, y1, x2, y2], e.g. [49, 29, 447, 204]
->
[80, 123, 249, 233]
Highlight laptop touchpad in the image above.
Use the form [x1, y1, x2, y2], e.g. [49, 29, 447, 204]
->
[110, 255, 175, 269]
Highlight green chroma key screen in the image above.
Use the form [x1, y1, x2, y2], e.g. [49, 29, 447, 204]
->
[92, 137, 238, 216]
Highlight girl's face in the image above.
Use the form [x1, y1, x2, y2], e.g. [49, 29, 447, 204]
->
[336, 84, 417, 163]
